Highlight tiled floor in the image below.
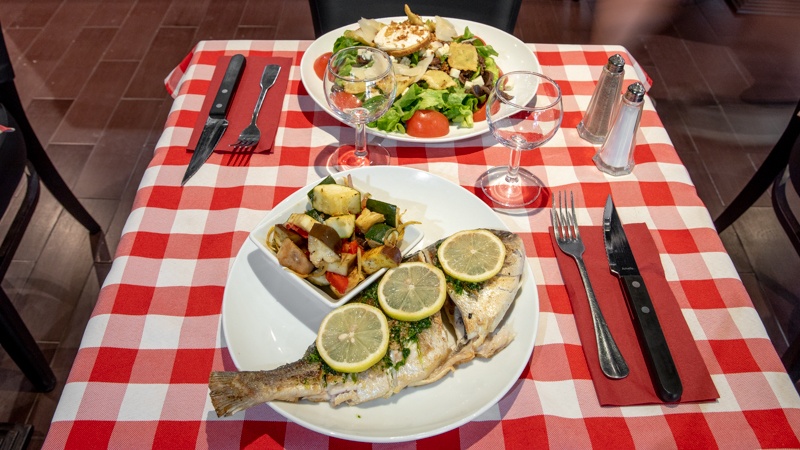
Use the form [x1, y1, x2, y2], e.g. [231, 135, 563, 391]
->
[0, 0, 799, 447]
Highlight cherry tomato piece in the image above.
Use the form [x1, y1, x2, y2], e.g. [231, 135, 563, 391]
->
[330, 91, 362, 110]
[313, 52, 332, 80]
[325, 271, 349, 294]
[406, 110, 450, 138]
[473, 102, 487, 122]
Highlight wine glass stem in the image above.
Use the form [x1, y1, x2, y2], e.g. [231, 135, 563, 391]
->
[354, 121, 368, 159]
[506, 145, 522, 183]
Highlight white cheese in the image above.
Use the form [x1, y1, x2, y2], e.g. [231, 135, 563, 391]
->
[373, 22, 428, 52]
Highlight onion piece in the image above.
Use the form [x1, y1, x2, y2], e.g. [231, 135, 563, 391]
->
[392, 53, 433, 82]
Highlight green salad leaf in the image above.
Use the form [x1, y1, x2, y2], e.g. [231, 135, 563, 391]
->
[333, 36, 362, 54]
[369, 83, 480, 132]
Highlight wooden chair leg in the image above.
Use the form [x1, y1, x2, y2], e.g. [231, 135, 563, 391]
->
[0, 82, 101, 235]
[0, 288, 56, 392]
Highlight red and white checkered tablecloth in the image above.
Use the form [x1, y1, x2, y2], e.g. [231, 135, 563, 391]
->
[43, 41, 800, 449]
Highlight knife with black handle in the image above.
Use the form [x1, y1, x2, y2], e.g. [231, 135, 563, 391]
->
[602, 195, 682, 402]
[182, 54, 246, 185]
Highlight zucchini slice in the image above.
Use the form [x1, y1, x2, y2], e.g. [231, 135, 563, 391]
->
[366, 199, 398, 227]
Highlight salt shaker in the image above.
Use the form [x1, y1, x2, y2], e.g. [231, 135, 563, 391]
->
[577, 54, 625, 144]
[593, 82, 646, 176]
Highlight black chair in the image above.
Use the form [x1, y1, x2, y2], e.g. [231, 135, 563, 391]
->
[1, 22, 101, 392]
[713, 99, 800, 381]
[0, 23, 100, 236]
[0, 105, 55, 392]
[308, 0, 523, 37]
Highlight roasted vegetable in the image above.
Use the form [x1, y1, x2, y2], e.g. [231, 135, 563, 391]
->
[287, 212, 319, 232]
[324, 214, 356, 239]
[361, 245, 402, 274]
[310, 184, 362, 216]
[275, 238, 314, 275]
[307, 268, 330, 286]
[365, 199, 399, 227]
[326, 252, 357, 276]
[305, 209, 326, 222]
[308, 223, 341, 266]
[273, 224, 304, 246]
[365, 223, 399, 247]
[355, 208, 385, 233]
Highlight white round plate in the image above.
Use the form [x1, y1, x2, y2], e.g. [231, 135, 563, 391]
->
[222, 166, 539, 443]
[299, 18, 540, 144]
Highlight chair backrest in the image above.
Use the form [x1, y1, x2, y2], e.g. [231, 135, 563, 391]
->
[0, 21, 15, 84]
[308, 0, 522, 37]
[0, 104, 25, 218]
[789, 105, 800, 192]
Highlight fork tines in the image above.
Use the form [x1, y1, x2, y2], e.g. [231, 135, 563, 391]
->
[552, 190, 578, 241]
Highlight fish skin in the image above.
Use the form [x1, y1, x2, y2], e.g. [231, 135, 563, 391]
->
[209, 311, 451, 417]
[410, 229, 526, 347]
[209, 229, 525, 417]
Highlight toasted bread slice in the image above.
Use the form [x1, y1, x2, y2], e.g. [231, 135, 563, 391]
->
[373, 22, 432, 57]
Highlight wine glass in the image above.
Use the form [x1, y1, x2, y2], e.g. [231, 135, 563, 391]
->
[478, 71, 563, 207]
[324, 46, 396, 171]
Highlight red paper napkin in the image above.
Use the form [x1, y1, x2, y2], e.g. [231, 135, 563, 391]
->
[551, 223, 719, 406]
[187, 55, 292, 154]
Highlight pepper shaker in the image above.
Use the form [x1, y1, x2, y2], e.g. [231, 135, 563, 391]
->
[577, 54, 625, 144]
[593, 82, 646, 176]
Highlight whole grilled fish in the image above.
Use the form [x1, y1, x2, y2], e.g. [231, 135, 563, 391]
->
[209, 229, 525, 417]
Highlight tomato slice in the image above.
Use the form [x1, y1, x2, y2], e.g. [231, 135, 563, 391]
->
[325, 271, 349, 294]
[313, 52, 332, 80]
[473, 102, 487, 122]
[406, 110, 450, 138]
[330, 91, 362, 110]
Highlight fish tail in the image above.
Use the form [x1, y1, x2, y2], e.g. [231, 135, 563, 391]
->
[209, 371, 267, 417]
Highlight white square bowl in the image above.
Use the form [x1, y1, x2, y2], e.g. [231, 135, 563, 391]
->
[248, 181, 424, 308]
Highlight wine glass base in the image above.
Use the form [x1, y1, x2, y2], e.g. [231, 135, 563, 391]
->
[327, 144, 391, 172]
[478, 166, 542, 207]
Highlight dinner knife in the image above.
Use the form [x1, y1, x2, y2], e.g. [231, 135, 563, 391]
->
[602, 195, 682, 402]
[182, 54, 246, 185]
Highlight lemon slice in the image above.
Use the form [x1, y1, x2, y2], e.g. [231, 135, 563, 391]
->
[316, 303, 389, 373]
[437, 229, 506, 283]
[378, 262, 447, 321]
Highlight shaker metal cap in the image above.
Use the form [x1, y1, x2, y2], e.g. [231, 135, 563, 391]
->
[606, 54, 625, 73]
[624, 82, 646, 102]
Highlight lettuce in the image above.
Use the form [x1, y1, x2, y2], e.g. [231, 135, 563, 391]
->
[369, 84, 479, 132]
[332, 36, 363, 54]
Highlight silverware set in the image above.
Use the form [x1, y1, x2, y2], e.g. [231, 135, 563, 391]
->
[181, 55, 281, 185]
[552, 190, 682, 401]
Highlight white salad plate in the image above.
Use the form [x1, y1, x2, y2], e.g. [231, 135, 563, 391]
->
[248, 178, 424, 308]
[221, 166, 539, 443]
[299, 17, 540, 144]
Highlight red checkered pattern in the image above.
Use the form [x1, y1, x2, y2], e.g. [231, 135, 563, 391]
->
[43, 41, 800, 449]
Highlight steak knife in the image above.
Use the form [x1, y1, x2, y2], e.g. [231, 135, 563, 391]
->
[182, 54, 246, 185]
[603, 195, 683, 402]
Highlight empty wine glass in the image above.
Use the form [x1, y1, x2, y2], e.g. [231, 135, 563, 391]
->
[324, 46, 396, 171]
[478, 71, 563, 207]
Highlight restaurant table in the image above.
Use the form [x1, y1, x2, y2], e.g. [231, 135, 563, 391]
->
[43, 40, 800, 449]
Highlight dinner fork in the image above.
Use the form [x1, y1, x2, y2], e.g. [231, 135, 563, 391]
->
[552, 191, 629, 379]
[230, 64, 281, 151]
